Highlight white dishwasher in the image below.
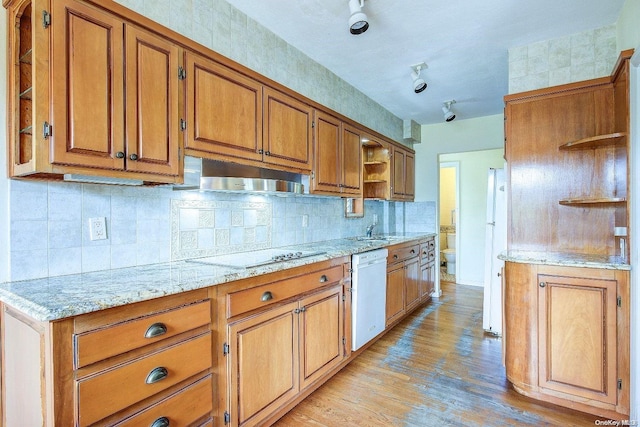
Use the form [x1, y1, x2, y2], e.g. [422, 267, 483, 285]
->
[351, 248, 388, 351]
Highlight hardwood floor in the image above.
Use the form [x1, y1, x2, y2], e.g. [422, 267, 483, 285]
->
[274, 282, 601, 426]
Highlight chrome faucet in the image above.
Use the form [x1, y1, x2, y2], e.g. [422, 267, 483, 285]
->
[366, 223, 376, 238]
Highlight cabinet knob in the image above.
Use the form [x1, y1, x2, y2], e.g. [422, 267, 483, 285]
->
[300, 306, 307, 312]
[129, 153, 139, 161]
[151, 417, 170, 427]
[144, 322, 168, 339]
[261, 291, 273, 302]
[539, 281, 546, 288]
[319, 275, 328, 283]
[410, 249, 416, 254]
[393, 254, 398, 260]
[257, 149, 264, 154]
[115, 151, 125, 158]
[145, 367, 168, 384]
[265, 151, 271, 156]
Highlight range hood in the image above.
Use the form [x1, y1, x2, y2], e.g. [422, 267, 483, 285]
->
[176, 156, 309, 194]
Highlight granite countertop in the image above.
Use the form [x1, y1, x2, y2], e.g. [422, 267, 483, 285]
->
[498, 250, 631, 270]
[0, 233, 435, 322]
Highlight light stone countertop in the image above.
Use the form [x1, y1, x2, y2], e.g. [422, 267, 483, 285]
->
[498, 250, 631, 271]
[0, 233, 435, 322]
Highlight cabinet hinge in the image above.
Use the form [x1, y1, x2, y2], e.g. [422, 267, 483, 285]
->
[223, 343, 230, 356]
[617, 296, 622, 307]
[342, 293, 346, 301]
[180, 119, 187, 131]
[342, 336, 346, 345]
[178, 66, 186, 80]
[43, 122, 52, 139]
[42, 10, 51, 28]
[224, 411, 231, 425]
[618, 379, 623, 390]
[310, 171, 315, 180]
[312, 121, 315, 128]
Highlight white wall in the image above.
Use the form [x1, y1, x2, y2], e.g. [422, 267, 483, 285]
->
[414, 114, 504, 203]
[440, 149, 504, 286]
[617, 0, 640, 52]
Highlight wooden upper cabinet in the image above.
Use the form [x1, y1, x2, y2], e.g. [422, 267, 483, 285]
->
[51, 0, 125, 170]
[391, 145, 414, 201]
[311, 111, 362, 196]
[263, 87, 313, 172]
[312, 111, 341, 193]
[184, 52, 262, 162]
[124, 24, 180, 177]
[341, 124, 363, 195]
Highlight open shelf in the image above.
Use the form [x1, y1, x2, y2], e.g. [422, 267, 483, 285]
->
[559, 197, 626, 205]
[364, 161, 386, 166]
[558, 132, 626, 150]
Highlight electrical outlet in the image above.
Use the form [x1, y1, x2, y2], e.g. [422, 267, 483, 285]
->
[373, 213, 378, 224]
[89, 217, 107, 241]
[302, 214, 309, 228]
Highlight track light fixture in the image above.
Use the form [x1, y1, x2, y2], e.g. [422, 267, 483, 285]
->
[442, 100, 457, 122]
[410, 63, 428, 94]
[348, 0, 369, 35]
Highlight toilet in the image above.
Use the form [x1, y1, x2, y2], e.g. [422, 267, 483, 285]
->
[442, 233, 456, 275]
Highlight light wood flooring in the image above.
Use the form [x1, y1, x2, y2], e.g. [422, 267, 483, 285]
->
[274, 282, 601, 426]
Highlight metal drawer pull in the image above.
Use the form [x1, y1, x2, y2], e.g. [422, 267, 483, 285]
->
[261, 291, 273, 302]
[410, 249, 416, 254]
[145, 367, 169, 384]
[319, 275, 328, 283]
[151, 417, 170, 427]
[144, 322, 168, 339]
[393, 254, 398, 260]
[539, 282, 546, 288]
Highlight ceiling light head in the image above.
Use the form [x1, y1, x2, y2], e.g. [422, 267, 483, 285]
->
[442, 100, 457, 122]
[410, 63, 428, 94]
[348, 0, 369, 35]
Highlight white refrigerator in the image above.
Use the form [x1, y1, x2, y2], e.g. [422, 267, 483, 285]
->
[482, 168, 507, 336]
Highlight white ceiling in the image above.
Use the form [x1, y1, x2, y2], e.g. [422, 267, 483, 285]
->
[223, 0, 625, 125]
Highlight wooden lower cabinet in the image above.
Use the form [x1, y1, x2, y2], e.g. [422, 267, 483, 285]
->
[504, 262, 629, 418]
[0, 290, 213, 426]
[226, 282, 345, 427]
[386, 243, 421, 326]
[419, 238, 436, 300]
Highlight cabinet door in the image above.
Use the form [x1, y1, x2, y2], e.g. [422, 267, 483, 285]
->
[312, 111, 341, 193]
[51, 0, 125, 169]
[386, 263, 405, 326]
[537, 273, 618, 405]
[391, 147, 406, 199]
[404, 151, 415, 200]
[228, 301, 299, 427]
[184, 52, 262, 162]
[341, 124, 363, 195]
[124, 24, 180, 176]
[420, 262, 435, 300]
[299, 284, 344, 390]
[404, 258, 421, 311]
[263, 87, 312, 171]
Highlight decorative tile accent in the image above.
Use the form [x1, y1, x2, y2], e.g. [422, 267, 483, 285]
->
[171, 199, 271, 260]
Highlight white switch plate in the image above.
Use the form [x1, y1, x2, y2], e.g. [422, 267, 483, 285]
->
[302, 214, 309, 228]
[89, 217, 107, 241]
[373, 213, 378, 224]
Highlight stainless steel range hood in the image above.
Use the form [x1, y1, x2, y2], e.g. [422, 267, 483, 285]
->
[175, 156, 309, 194]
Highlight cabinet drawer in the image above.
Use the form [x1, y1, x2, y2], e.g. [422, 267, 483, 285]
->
[78, 333, 212, 426]
[420, 240, 435, 261]
[114, 375, 213, 427]
[227, 265, 343, 318]
[388, 244, 419, 264]
[75, 301, 211, 368]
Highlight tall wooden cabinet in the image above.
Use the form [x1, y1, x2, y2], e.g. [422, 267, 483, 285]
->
[502, 50, 633, 419]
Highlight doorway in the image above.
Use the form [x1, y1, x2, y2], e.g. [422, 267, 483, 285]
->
[439, 162, 459, 283]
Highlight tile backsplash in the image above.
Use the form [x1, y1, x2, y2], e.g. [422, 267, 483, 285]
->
[8, 180, 435, 281]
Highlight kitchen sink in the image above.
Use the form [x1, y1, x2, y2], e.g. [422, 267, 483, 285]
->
[350, 235, 402, 242]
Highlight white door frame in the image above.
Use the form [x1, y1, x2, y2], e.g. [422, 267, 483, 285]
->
[629, 46, 639, 421]
[439, 161, 460, 281]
